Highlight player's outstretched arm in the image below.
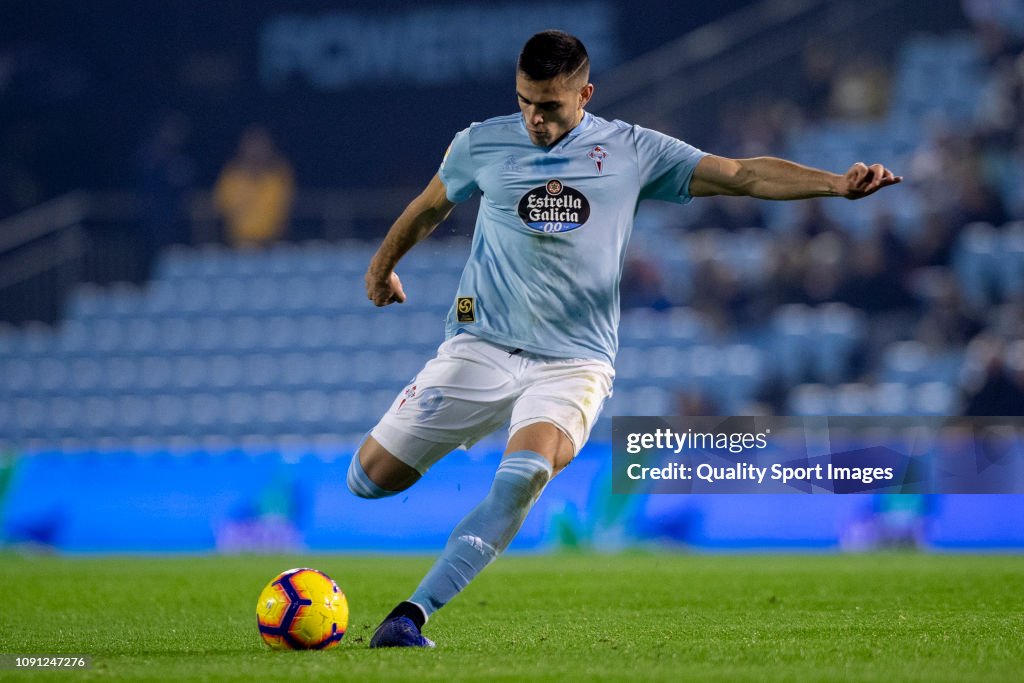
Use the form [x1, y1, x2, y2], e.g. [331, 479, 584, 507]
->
[689, 155, 902, 201]
[366, 174, 456, 306]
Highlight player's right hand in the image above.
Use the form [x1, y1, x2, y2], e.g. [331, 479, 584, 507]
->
[839, 162, 902, 199]
[366, 270, 407, 306]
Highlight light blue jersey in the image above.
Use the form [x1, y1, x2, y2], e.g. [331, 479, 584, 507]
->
[438, 111, 707, 364]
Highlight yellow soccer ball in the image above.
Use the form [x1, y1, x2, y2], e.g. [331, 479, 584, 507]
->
[256, 568, 348, 650]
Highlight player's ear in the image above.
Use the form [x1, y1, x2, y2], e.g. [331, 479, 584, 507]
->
[579, 83, 594, 108]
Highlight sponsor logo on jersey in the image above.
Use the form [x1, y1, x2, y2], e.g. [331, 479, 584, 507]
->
[456, 296, 476, 322]
[587, 145, 608, 174]
[517, 179, 591, 233]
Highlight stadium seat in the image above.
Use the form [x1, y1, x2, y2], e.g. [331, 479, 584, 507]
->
[619, 308, 668, 346]
[3, 358, 35, 395]
[309, 351, 350, 390]
[954, 222, 999, 307]
[217, 277, 254, 313]
[150, 394, 190, 436]
[176, 279, 215, 314]
[834, 383, 873, 416]
[873, 382, 911, 415]
[156, 317, 195, 354]
[647, 346, 689, 380]
[65, 284, 109, 320]
[222, 392, 259, 434]
[209, 355, 246, 389]
[12, 397, 48, 439]
[70, 358, 104, 393]
[664, 307, 707, 345]
[293, 315, 332, 351]
[772, 304, 815, 384]
[224, 317, 264, 352]
[882, 340, 930, 383]
[913, 382, 959, 415]
[788, 384, 832, 416]
[613, 347, 644, 381]
[814, 303, 865, 384]
[120, 318, 160, 354]
[172, 356, 209, 391]
[118, 394, 154, 435]
[257, 390, 296, 428]
[264, 316, 299, 350]
[278, 353, 316, 388]
[104, 356, 139, 392]
[294, 389, 333, 431]
[136, 356, 176, 393]
[81, 395, 119, 439]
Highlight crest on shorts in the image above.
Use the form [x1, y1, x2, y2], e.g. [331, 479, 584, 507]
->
[456, 297, 476, 323]
[587, 145, 608, 174]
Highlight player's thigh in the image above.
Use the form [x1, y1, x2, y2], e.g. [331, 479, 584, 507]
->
[371, 335, 517, 475]
[510, 357, 614, 472]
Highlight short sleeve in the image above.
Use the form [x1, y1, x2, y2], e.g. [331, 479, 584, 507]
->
[633, 125, 708, 204]
[437, 127, 479, 203]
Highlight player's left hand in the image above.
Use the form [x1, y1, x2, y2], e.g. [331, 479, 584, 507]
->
[366, 270, 407, 306]
[839, 162, 902, 200]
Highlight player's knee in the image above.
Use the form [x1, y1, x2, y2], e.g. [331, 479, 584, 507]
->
[347, 441, 419, 499]
[346, 456, 384, 499]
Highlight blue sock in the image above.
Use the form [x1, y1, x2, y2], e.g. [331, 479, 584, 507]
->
[347, 452, 401, 499]
[409, 450, 553, 617]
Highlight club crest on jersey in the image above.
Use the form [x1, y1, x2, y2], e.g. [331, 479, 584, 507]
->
[587, 146, 608, 174]
[517, 179, 591, 234]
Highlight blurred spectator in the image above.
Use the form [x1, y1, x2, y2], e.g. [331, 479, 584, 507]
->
[867, 212, 911, 275]
[712, 98, 796, 159]
[914, 274, 984, 349]
[962, 0, 1024, 62]
[828, 59, 889, 121]
[620, 255, 671, 310]
[909, 212, 958, 268]
[791, 200, 844, 240]
[800, 38, 838, 121]
[700, 194, 766, 232]
[214, 125, 295, 248]
[961, 334, 1024, 415]
[954, 177, 1009, 225]
[673, 390, 720, 416]
[806, 233, 851, 304]
[135, 112, 195, 276]
[689, 256, 753, 329]
[836, 236, 916, 313]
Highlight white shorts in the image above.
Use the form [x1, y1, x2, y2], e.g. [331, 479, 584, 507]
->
[370, 334, 614, 474]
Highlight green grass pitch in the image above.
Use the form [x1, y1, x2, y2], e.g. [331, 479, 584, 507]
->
[0, 553, 1021, 682]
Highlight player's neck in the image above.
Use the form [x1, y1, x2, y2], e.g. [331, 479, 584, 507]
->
[548, 109, 587, 148]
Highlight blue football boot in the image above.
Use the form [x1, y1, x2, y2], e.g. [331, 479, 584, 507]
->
[369, 603, 435, 648]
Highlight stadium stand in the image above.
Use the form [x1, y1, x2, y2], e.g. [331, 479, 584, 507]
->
[1, 17, 1023, 452]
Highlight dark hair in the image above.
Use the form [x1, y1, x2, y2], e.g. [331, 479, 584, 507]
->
[517, 30, 590, 82]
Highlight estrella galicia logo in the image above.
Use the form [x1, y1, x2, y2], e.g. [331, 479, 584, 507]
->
[517, 179, 591, 233]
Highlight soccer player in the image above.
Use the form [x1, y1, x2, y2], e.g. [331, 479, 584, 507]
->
[351, 30, 901, 647]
